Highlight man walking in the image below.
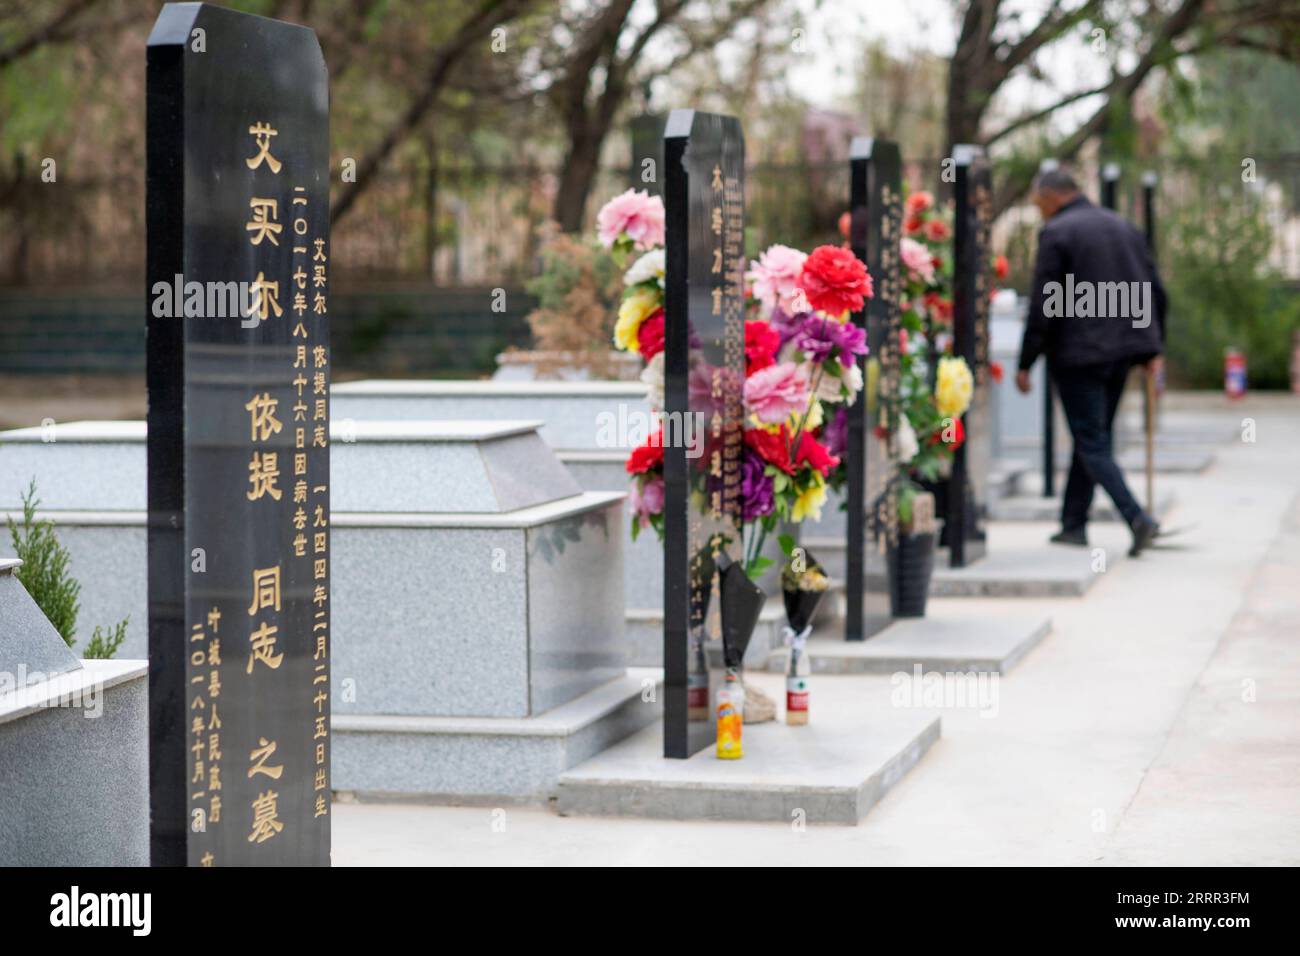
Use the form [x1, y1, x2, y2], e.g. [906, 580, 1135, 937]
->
[1015, 168, 1166, 557]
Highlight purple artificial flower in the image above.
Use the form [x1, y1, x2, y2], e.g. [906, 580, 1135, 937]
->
[740, 448, 776, 521]
[768, 305, 812, 349]
[824, 404, 849, 459]
[794, 315, 868, 365]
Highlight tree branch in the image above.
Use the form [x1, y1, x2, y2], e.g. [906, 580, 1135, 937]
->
[330, 0, 531, 226]
[0, 0, 101, 70]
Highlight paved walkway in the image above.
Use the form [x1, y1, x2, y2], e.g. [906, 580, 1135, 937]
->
[332, 394, 1300, 865]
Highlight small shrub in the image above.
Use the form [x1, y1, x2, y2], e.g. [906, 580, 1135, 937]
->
[6, 479, 128, 658]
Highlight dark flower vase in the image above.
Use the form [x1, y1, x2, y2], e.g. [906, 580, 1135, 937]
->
[887, 530, 936, 618]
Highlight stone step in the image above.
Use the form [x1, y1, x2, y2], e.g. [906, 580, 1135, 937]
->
[1002, 439, 1216, 475]
[766, 602, 1052, 675]
[556, 671, 940, 825]
[987, 488, 1176, 523]
[332, 668, 662, 803]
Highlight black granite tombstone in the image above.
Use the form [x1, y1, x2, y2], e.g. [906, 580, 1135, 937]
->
[947, 144, 992, 568]
[146, 3, 331, 866]
[662, 109, 745, 759]
[1101, 161, 1121, 212]
[1141, 170, 1158, 260]
[1038, 159, 1059, 499]
[844, 137, 900, 640]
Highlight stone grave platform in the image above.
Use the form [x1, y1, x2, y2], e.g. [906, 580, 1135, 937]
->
[766, 599, 1051, 675]
[0, 420, 656, 801]
[857, 521, 1124, 597]
[332, 379, 650, 452]
[0, 559, 147, 865]
[1061, 446, 1215, 475]
[556, 672, 939, 825]
[334, 668, 662, 803]
[988, 487, 1176, 522]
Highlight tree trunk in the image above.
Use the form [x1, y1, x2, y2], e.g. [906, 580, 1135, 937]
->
[553, 121, 603, 234]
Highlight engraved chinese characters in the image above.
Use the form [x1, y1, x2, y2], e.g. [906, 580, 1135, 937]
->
[846, 138, 901, 638]
[146, 4, 330, 866]
[947, 145, 992, 568]
[662, 110, 746, 759]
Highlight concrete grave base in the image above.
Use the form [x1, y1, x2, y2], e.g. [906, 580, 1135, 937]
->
[767, 601, 1052, 675]
[332, 668, 662, 803]
[557, 674, 939, 825]
[0, 659, 148, 866]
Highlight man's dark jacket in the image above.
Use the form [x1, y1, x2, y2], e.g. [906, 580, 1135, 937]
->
[1018, 195, 1166, 371]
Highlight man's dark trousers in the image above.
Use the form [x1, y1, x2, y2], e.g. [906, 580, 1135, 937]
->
[1052, 358, 1143, 531]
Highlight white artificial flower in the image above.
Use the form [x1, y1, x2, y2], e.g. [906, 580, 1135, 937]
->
[813, 365, 844, 404]
[624, 248, 665, 289]
[897, 415, 919, 463]
[641, 351, 665, 409]
[841, 361, 863, 405]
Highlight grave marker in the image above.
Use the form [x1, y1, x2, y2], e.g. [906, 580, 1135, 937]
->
[661, 109, 745, 759]
[845, 137, 900, 639]
[146, 3, 331, 865]
[947, 144, 992, 568]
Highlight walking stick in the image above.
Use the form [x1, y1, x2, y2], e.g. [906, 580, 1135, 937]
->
[1144, 365, 1156, 514]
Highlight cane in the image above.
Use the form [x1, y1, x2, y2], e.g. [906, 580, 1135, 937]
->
[1144, 364, 1156, 514]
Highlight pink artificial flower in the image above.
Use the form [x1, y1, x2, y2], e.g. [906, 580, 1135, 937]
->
[596, 189, 665, 250]
[746, 244, 808, 314]
[630, 475, 665, 528]
[900, 237, 936, 284]
[743, 361, 809, 425]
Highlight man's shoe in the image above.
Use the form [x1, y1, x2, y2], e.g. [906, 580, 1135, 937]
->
[1129, 515, 1160, 557]
[1050, 527, 1088, 547]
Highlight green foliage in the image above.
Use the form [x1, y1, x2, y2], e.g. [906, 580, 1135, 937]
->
[6, 479, 128, 658]
[7, 480, 79, 646]
[84, 619, 129, 661]
[1164, 188, 1300, 389]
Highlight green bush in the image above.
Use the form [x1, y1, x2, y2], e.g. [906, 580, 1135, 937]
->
[1164, 188, 1300, 389]
[6, 479, 128, 658]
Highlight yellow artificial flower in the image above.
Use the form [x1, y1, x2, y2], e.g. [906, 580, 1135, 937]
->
[791, 472, 827, 523]
[613, 288, 661, 353]
[935, 355, 974, 419]
[865, 357, 880, 415]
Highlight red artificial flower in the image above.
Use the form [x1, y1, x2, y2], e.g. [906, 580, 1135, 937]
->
[744, 426, 795, 475]
[626, 430, 664, 474]
[903, 215, 924, 236]
[905, 191, 933, 214]
[923, 292, 953, 324]
[636, 308, 665, 360]
[873, 424, 889, 440]
[744, 320, 780, 375]
[929, 416, 965, 450]
[990, 360, 1004, 384]
[931, 254, 942, 270]
[797, 245, 873, 316]
[795, 432, 840, 477]
[924, 218, 951, 242]
[994, 254, 1009, 280]
[838, 210, 852, 240]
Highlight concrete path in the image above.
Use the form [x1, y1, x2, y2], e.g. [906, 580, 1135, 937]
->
[332, 394, 1300, 865]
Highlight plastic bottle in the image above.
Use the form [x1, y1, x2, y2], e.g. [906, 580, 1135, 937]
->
[716, 669, 744, 759]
